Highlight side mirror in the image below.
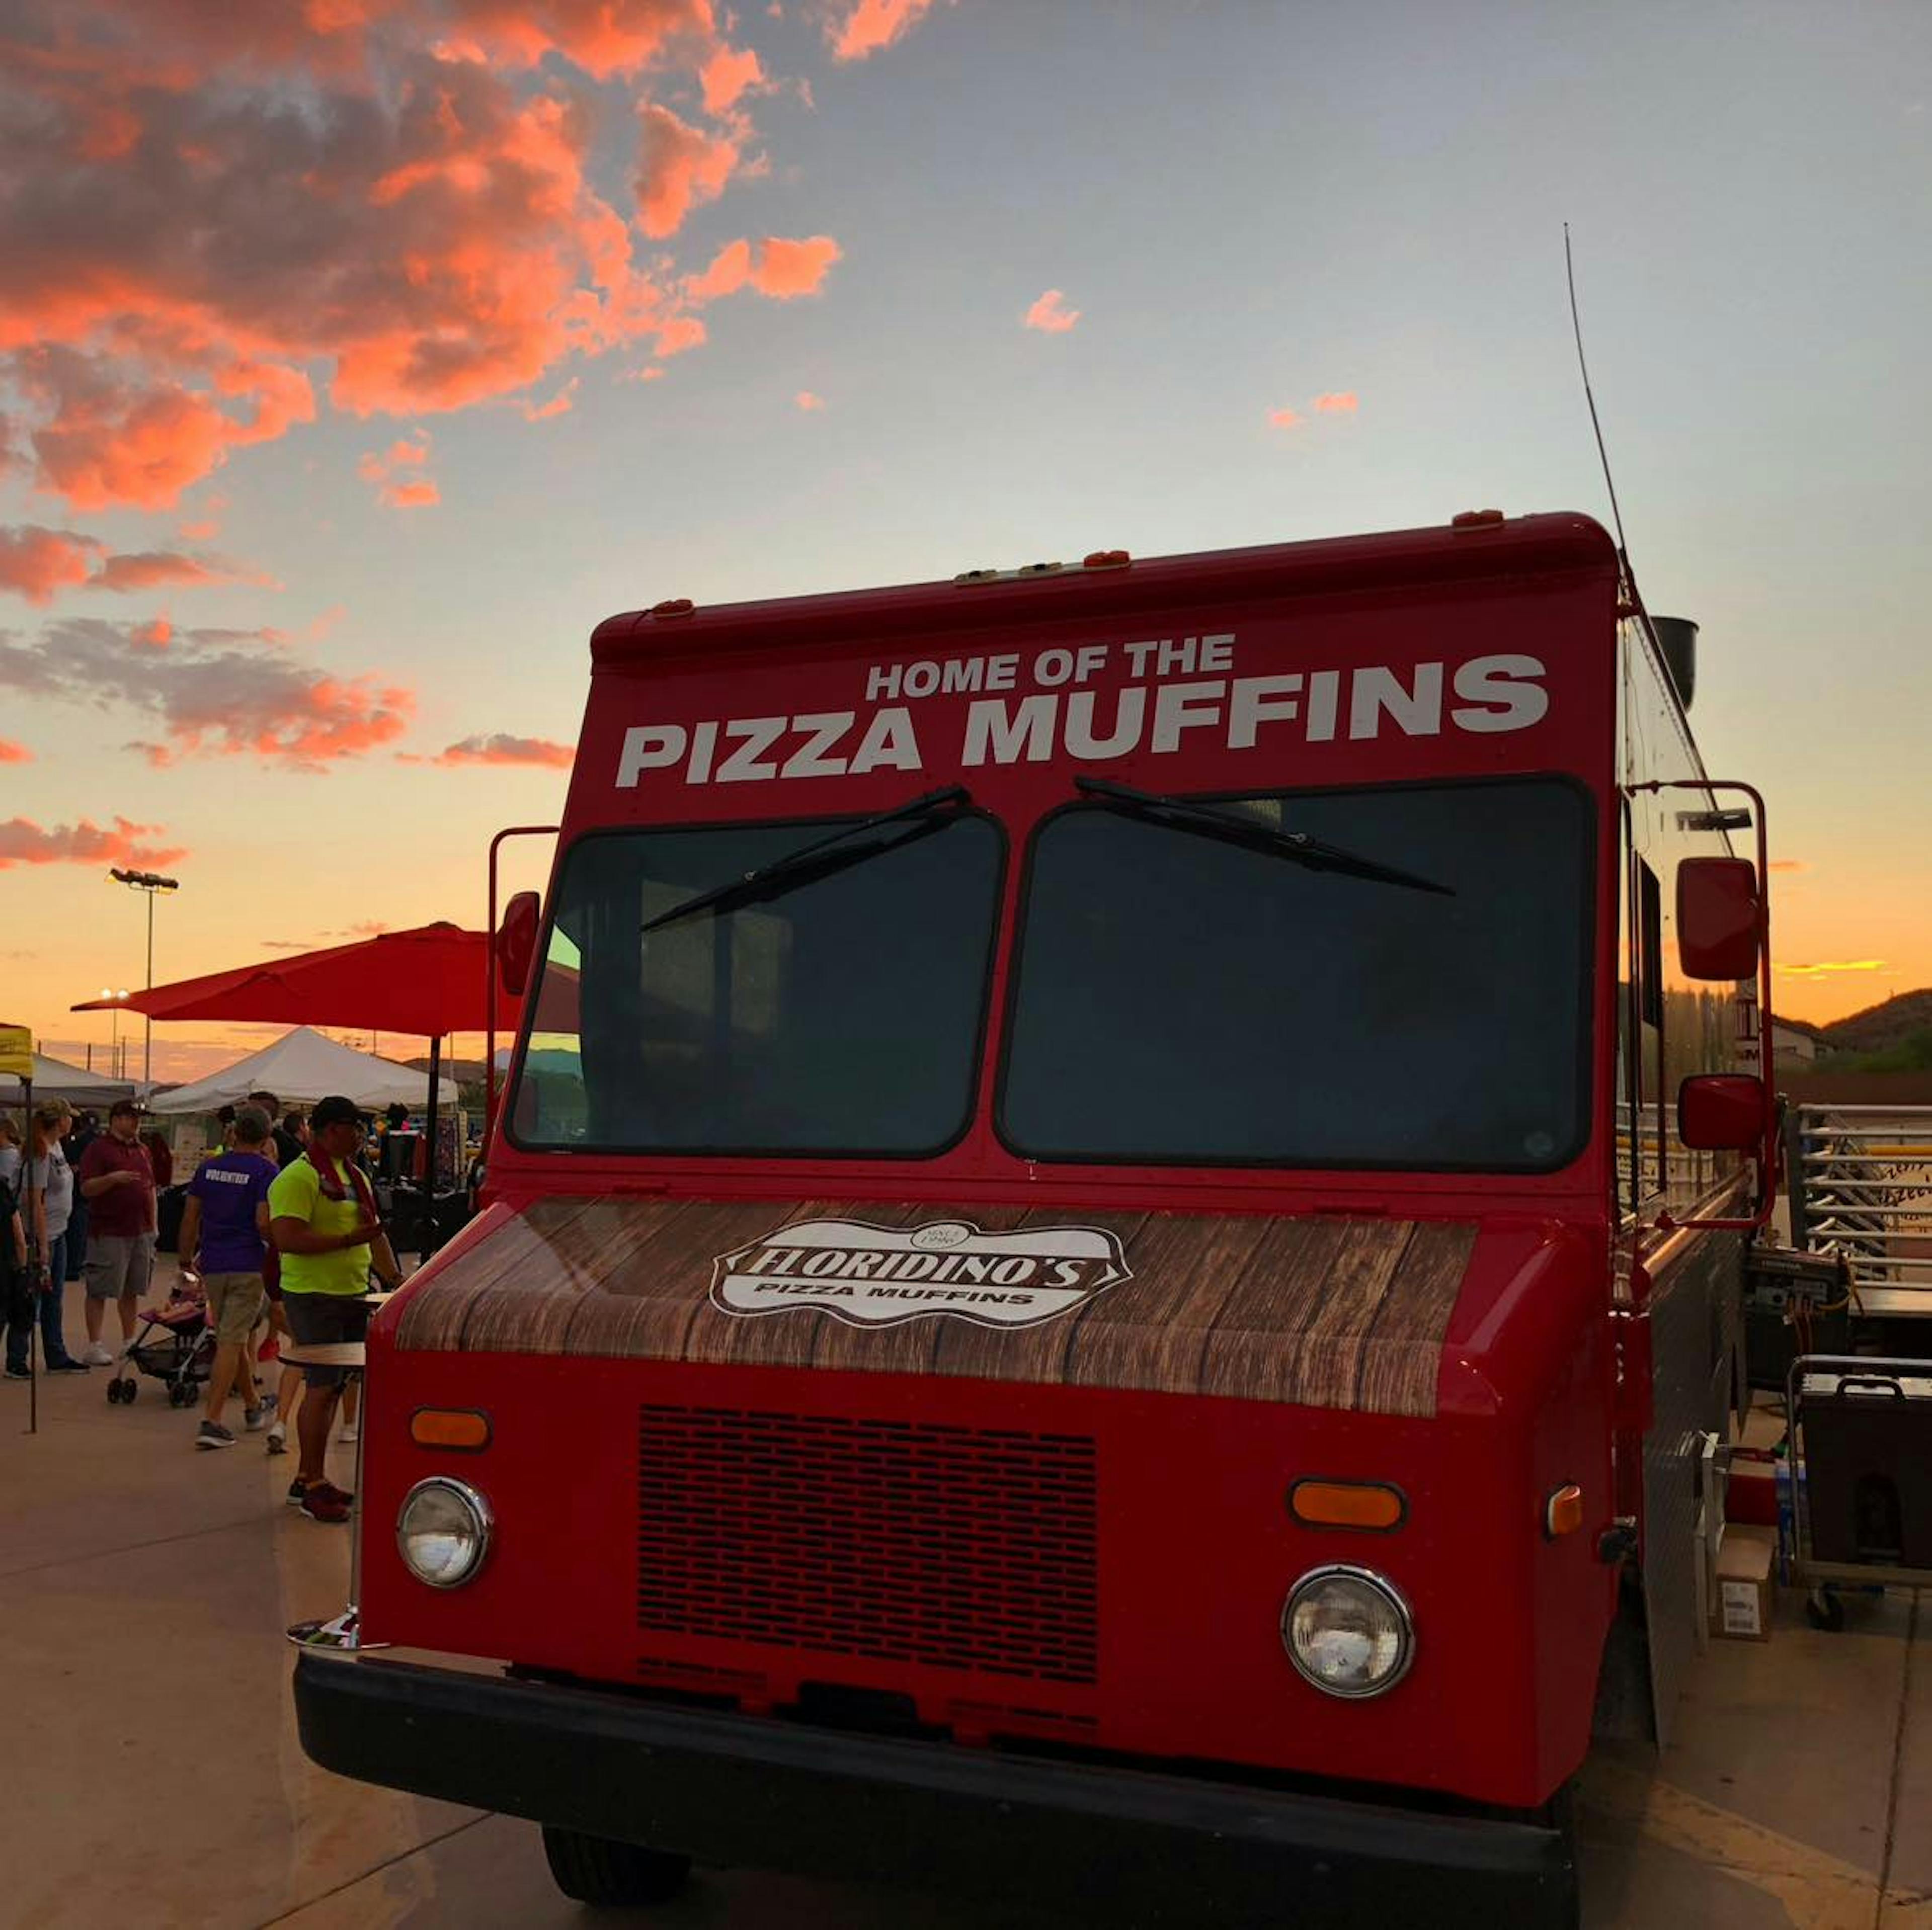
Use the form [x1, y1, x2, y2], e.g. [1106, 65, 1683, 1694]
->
[1677, 856, 1760, 980]
[1678, 1073, 1765, 1151]
[497, 891, 540, 998]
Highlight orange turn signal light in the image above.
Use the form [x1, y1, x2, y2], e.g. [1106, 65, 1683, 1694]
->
[1288, 1479, 1406, 1533]
[1544, 1483, 1584, 1539]
[409, 1408, 492, 1452]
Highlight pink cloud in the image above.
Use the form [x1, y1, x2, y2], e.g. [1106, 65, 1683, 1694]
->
[795, 390, 825, 411]
[752, 235, 840, 298]
[433, 732, 574, 769]
[0, 814, 187, 872]
[687, 238, 753, 301]
[92, 548, 276, 592]
[654, 314, 707, 357]
[359, 434, 439, 508]
[0, 523, 270, 600]
[0, 739, 33, 764]
[1267, 407, 1304, 430]
[0, 525, 102, 603]
[635, 103, 741, 239]
[685, 234, 840, 305]
[439, 0, 715, 77]
[701, 43, 763, 113]
[2, 615, 416, 770]
[1023, 288, 1080, 333]
[1313, 392, 1359, 414]
[830, 0, 945, 61]
[521, 377, 578, 420]
[176, 490, 230, 541]
[0, 6, 851, 522]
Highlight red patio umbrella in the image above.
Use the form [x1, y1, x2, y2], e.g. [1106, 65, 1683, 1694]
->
[74, 923, 521, 1257]
[73, 922, 517, 1037]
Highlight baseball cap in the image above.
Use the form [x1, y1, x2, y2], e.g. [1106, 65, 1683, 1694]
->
[309, 1095, 363, 1131]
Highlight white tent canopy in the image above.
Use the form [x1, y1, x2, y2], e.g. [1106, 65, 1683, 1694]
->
[146, 1027, 460, 1115]
[0, 1053, 139, 1108]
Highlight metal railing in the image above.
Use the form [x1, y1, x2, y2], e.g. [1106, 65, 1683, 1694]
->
[1788, 1105, 1932, 1315]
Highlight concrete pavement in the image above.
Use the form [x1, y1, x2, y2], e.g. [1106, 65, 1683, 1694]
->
[3, 1327, 1926, 1930]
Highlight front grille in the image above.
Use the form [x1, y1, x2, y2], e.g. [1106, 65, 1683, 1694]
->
[637, 1405, 1098, 1684]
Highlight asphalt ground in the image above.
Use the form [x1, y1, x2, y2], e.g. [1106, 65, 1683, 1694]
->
[3, 1313, 1926, 1930]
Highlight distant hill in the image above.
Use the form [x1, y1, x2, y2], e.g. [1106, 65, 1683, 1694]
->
[1818, 990, 1932, 1056]
[403, 1055, 488, 1083]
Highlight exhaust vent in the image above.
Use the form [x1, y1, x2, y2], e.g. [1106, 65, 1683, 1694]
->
[1651, 616, 1698, 713]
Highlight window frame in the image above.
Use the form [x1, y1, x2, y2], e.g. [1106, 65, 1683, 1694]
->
[991, 771, 1600, 1176]
[501, 805, 1011, 1162]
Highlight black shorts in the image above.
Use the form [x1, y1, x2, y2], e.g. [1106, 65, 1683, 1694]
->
[283, 1292, 369, 1389]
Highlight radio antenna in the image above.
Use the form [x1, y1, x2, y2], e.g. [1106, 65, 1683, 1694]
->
[1564, 222, 1632, 564]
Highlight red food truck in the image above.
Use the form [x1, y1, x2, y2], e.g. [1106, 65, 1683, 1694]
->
[296, 511, 1775, 1927]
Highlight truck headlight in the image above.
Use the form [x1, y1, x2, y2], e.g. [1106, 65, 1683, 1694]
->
[1281, 1565, 1414, 1698]
[396, 1477, 493, 1588]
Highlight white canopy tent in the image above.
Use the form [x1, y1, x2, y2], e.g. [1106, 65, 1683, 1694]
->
[145, 1027, 460, 1115]
[0, 1052, 139, 1108]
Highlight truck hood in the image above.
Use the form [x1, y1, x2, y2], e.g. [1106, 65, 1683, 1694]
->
[392, 1196, 1476, 1417]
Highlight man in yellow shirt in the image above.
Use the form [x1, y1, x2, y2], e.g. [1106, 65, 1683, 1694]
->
[269, 1095, 400, 1523]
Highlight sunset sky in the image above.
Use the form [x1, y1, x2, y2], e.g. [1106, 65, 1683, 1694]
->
[2, 1, 1927, 1079]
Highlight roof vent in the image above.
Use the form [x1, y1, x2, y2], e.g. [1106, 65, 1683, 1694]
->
[1651, 616, 1697, 712]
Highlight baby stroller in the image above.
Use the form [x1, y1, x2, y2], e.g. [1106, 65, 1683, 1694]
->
[106, 1275, 214, 1408]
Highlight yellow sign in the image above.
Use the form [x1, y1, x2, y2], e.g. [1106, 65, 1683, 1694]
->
[0, 1022, 33, 1079]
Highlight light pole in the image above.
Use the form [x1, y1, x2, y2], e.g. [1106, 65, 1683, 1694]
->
[108, 868, 180, 1090]
[100, 988, 130, 1081]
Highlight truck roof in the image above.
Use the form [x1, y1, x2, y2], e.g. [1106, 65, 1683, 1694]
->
[590, 511, 1618, 667]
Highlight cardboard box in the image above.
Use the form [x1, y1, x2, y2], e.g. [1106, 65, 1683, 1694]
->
[1712, 1525, 1776, 1641]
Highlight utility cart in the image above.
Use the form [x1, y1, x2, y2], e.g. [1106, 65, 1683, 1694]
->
[1783, 1353, 1932, 1631]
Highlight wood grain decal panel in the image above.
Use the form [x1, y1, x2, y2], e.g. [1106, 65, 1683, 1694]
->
[393, 1197, 1475, 1416]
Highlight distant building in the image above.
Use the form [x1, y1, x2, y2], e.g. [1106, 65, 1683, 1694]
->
[1770, 1018, 1827, 1066]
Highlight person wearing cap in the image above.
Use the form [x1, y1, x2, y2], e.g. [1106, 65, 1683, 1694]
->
[268, 1094, 401, 1522]
[75, 1100, 157, 1364]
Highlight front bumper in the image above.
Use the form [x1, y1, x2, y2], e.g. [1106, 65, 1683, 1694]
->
[295, 1654, 1576, 1926]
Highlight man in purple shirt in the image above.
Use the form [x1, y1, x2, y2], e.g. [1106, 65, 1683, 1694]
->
[181, 1107, 276, 1449]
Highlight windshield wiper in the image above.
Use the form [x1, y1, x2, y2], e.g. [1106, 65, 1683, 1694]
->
[1073, 777, 1454, 896]
[641, 784, 973, 935]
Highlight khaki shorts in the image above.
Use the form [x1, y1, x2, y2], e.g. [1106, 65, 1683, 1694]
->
[85, 1233, 155, 1301]
[203, 1272, 266, 1346]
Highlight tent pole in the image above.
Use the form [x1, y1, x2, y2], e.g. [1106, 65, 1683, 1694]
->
[24, 1074, 37, 1437]
[422, 1035, 441, 1265]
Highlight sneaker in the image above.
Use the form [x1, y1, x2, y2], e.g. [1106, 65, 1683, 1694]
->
[307, 1478, 356, 1508]
[286, 1476, 309, 1506]
[196, 1420, 237, 1450]
[299, 1487, 351, 1524]
[244, 1405, 267, 1432]
[266, 1421, 287, 1455]
[4, 1363, 29, 1381]
[338, 1423, 360, 1444]
[83, 1342, 114, 1366]
[45, 1357, 90, 1373]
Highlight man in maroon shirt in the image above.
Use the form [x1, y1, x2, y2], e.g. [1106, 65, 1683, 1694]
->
[76, 1100, 157, 1363]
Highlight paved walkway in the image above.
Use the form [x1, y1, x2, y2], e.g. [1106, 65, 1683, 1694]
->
[3, 1338, 1926, 1929]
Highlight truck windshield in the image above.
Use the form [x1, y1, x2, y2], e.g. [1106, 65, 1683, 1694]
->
[508, 812, 1003, 1155]
[999, 777, 1594, 1171]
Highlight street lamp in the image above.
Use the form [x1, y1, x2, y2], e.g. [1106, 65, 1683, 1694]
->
[108, 868, 180, 1089]
[99, 988, 130, 1081]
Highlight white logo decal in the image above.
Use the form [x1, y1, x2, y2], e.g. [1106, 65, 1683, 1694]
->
[710, 1218, 1133, 1329]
